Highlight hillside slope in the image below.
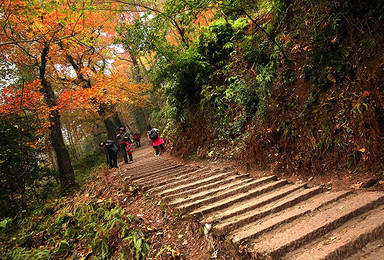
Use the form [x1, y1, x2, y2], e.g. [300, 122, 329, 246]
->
[143, 0, 384, 181]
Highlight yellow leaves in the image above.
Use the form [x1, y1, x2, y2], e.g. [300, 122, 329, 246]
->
[78, 248, 93, 260]
[208, 1, 222, 8]
[309, 135, 317, 148]
[350, 183, 363, 189]
[142, 225, 157, 232]
[80, 67, 94, 77]
[324, 236, 340, 245]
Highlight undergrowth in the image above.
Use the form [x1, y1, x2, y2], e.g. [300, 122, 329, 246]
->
[1, 196, 149, 259]
[0, 147, 149, 259]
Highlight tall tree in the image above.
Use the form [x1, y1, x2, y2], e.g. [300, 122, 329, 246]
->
[0, 0, 101, 187]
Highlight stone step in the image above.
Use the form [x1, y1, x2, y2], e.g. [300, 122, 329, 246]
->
[138, 168, 200, 191]
[126, 159, 170, 172]
[134, 165, 192, 182]
[175, 176, 278, 213]
[283, 206, 384, 260]
[213, 186, 323, 235]
[346, 238, 384, 260]
[199, 183, 307, 223]
[124, 157, 162, 168]
[124, 143, 384, 260]
[168, 177, 262, 208]
[135, 167, 195, 187]
[123, 157, 156, 167]
[248, 192, 384, 259]
[130, 164, 182, 180]
[147, 169, 229, 195]
[128, 163, 172, 176]
[128, 163, 178, 178]
[363, 246, 384, 260]
[161, 174, 250, 201]
[229, 190, 352, 245]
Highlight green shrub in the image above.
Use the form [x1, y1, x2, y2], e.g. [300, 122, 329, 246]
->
[3, 199, 149, 259]
[0, 115, 54, 218]
[303, 34, 350, 87]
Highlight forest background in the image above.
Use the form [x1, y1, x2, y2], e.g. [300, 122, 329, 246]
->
[1, 0, 383, 258]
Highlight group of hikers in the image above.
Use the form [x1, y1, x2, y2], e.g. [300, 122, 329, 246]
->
[99, 125, 165, 169]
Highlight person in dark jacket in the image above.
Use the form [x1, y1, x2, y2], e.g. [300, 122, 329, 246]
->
[116, 127, 133, 163]
[99, 140, 119, 168]
[147, 125, 165, 156]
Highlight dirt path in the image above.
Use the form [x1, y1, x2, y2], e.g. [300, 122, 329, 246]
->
[123, 139, 384, 259]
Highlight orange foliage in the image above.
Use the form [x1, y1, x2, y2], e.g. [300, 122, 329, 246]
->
[1, 0, 148, 117]
[57, 73, 150, 113]
[0, 80, 44, 115]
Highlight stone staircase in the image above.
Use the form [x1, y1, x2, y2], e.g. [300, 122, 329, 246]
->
[124, 144, 384, 259]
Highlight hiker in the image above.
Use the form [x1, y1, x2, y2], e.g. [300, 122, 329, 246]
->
[147, 125, 165, 156]
[116, 127, 133, 163]
[133, 132, 141, 148]
[99, 140, 119, 169]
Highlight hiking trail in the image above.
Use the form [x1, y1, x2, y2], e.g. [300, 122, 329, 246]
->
[122, 141, 384, 259]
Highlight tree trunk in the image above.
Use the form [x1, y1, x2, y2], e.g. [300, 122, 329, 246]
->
[128, 48, 142, 84]
[40, 45, 76, 188]
[141, 108, 149, 126]
[47, 142, 59, 171]
[128, 50, 149, 128]
[103, 117, 118, 140]
[112, 112, 124, 129]
[49, 111, 76, 187]
[66, 123, 80, 162]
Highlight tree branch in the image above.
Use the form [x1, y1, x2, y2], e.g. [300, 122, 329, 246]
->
[240, 9, 289, 62]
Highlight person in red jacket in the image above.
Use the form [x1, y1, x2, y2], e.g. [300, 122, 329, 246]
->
[147, 125, 165, 156]
[116, 127, 133, 163]
[133, 132, 141, 148]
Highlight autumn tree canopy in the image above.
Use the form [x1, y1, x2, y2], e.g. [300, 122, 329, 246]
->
[0, 0, 150, 189]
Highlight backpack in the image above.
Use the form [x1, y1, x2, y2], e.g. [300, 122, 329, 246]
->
[126, 143, 133, 155]
[148, 129, 158, 140]
[106, 140, 119, 152]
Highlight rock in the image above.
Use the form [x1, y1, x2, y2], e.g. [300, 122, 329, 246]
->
[205, 223, 212, 231]
[361, 178, 378, 188]
[204, 223, 212, 236]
